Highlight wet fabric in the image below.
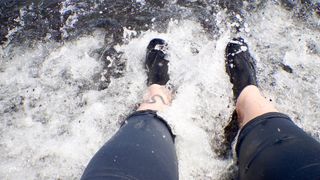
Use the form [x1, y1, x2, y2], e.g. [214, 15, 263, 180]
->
[81, 110, 178, 180]
[236, 112, 320, 180]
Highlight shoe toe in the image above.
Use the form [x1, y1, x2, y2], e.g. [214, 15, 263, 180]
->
[147, 38, 166, 50]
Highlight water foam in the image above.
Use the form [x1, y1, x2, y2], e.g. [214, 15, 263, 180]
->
[0, 2, 320, 180]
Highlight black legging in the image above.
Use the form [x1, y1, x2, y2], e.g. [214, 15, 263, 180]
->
[236, 112, 320, 180]
[81, 110, 178, 180]
[81, 111, 320, 180]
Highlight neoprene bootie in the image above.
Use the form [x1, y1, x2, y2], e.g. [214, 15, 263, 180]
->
[225, 37, 258, 99]
[145, 38, 170, 86]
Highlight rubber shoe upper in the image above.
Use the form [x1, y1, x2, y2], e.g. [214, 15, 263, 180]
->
[225, 37, 258, 99]
[145, 38, 169, 86]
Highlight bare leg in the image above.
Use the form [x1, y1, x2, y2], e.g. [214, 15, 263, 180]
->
[137, 84, 172, 112]
[81, 39, 179, 180]
[236, 85, 278, 128]
[226, 38, 320, 180]
[235, 86, 320, 180]
[81, 85, 178, 180]
[138, 38, 171, 112]
[225, 38, 278, 128]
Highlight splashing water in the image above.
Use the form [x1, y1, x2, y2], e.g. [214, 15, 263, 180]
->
[0, 0, 320, 179]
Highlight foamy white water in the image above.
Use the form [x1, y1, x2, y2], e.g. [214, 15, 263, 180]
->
[0, 2, 320, 180]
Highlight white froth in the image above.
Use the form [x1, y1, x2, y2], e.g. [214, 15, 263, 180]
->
[237, 2, 320, 139]
[1, 2, 320, 180]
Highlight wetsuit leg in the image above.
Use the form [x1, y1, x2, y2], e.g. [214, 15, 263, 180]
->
[236, 112, 320, 180]
[81, 110, 178, 180]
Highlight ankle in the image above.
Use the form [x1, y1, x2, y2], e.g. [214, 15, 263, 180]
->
[137, 84, 172, 112]
[236, 85, 278, 128]
[236, 85, 258, 104]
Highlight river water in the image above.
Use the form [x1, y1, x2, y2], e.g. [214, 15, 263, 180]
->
[0, 0, 320, 179]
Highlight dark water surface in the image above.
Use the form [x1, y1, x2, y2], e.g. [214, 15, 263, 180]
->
[1, 0, 319, 45]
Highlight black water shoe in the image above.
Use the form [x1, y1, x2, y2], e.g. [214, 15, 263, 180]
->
[145, 38, 169, 86]
[225, 38, 258, 99]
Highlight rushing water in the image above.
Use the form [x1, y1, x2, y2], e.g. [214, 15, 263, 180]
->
[0, 0, 320, 179]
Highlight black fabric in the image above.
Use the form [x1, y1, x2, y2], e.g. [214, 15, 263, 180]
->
[236, 112, 320, 180]
[81, 110, 178, 180]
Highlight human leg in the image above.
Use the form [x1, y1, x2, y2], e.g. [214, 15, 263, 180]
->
[137, 84, 172, 112]
[138, 38, 172, 112]
[81, 39, 178, 180]
[225, 38, 320, 180]
[225, 37, 278, 128]
[81, 110, 178, 180]
[236, 112, 320, 180]
[236, 85, 278, 128]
